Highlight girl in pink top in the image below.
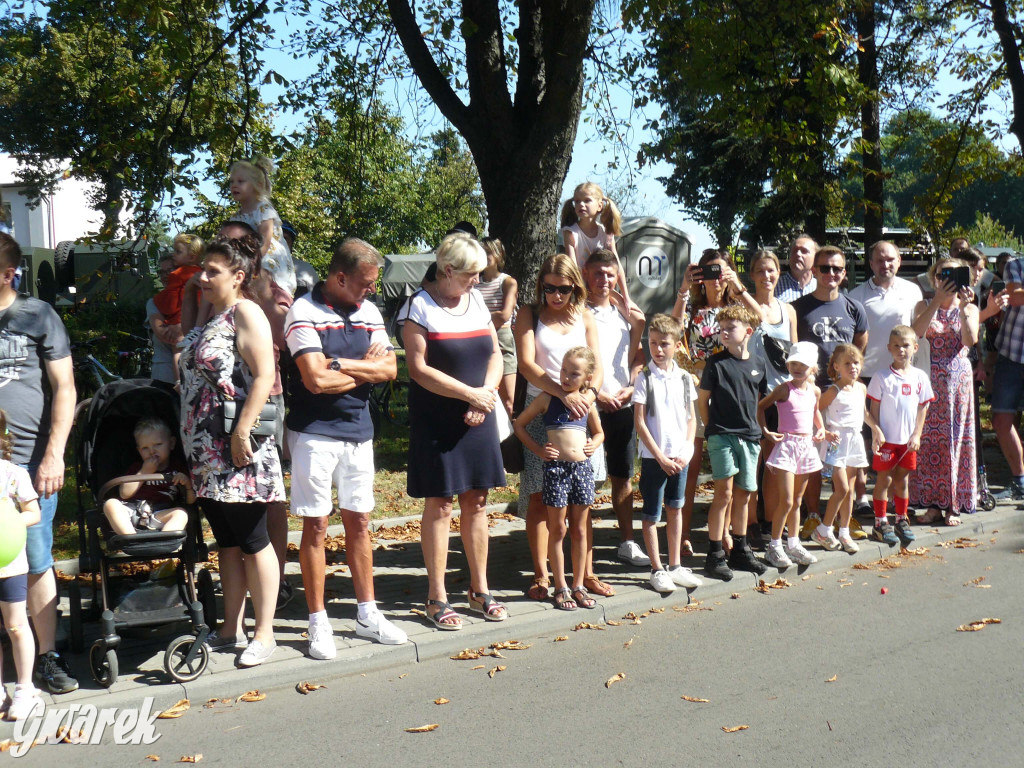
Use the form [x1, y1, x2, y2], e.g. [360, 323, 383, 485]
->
[757, 342, 826, 569]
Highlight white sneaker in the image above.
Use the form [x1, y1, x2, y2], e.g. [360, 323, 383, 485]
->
[785, 542, 818, 565]
[308, 619, 337, 659]
[355, 612, 408, 645]
[7, 686, 44, 721]
[618, 540, 651, 567]
[650, 570, 676, 593]
[668, 565, 703, 588]
[238, 638, 276, 667]
[838, 532, 859, 553]
[812, 528, 841, 551]
[765, 542, 792, 568]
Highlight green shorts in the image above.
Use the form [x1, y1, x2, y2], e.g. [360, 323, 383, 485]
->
[706, 433, 760, 492]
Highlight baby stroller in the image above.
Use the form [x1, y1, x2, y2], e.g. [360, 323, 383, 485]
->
[67, 379, 216, 686]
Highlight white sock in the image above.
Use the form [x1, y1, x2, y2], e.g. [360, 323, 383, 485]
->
[816, 523, 831, 537]
[770, 538, 782, 548]
[839, 527, 851, 538]
[357, 601, 378, 621]
[787, 536, 800, 549]
[309, 610, 328, 626]
[857, 494, 871, 506]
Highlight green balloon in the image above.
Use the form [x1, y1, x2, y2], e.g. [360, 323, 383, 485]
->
[0, 498, 27, 570]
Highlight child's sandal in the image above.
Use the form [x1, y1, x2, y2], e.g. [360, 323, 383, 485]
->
[552, 588, 577, 611]
[571, 586, 597, 609]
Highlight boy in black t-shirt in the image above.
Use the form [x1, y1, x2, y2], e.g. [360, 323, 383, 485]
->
[698, 305, 769, 581]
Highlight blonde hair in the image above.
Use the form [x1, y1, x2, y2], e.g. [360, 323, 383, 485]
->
[564, 346, 597, 379]
[481, 237, 505, 271]
[750, 249, 781, 275]
[172, 233, 204, 264]
[716, 303, 759, 329]
[648, 312, 683, 342]
[230, 156, 274, 199]
[928, 257, 968, 285]
[827, 343, 863, 382]
[534, 253, 587, 314]
[436, 232, 486, 275]
[560, 182, 622, 236]
[889, 325, 917, 344]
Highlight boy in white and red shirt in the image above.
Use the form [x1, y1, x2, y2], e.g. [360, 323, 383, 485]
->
[867, 325, 934, 547]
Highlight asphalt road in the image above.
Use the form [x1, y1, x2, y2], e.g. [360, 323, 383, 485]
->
[6, 515, 1022, 767]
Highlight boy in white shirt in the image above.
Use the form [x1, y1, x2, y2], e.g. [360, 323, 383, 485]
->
[867, 325, 934, 547]
[633, 314, 702, 593]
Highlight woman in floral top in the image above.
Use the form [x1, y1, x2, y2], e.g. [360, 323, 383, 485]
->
[179, 238, 284, 668]
[671, 249, 762, 555]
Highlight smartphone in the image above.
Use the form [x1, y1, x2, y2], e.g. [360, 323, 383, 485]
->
[700, 263, 722, 281]
[991, 280, 1006, 294]
[938, 266, 971, 288]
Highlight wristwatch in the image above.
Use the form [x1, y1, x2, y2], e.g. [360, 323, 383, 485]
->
[329, 359, 342, 371]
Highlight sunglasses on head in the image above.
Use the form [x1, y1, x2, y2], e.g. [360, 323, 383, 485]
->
[543, 284, 574, 295]
[816, 264, 844, 274]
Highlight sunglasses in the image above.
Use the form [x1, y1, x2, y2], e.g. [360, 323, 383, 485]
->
[816, 264, 845, 275]
[543, 284, 574, 295]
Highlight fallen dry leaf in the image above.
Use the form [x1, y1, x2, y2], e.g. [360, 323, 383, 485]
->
[554, 636, 568, 642]
[405, 724, 439, 733]
[178, 756, 202, 764]
[825, 674, 837, 683]
[649, 607, 665, 614]
[623, 637, 634, 649]
[491, 640, 532, 651]
[605, 620, 622, 626]
[398, 673, 409, 679]
[296, 682, 327, 695]
[433, 697, 450, 705]
[237, 690, 266, 703]
[623, 612, 640, 621]
[730, 593, 741, 599]
[146, 757, 160, 762]
[0, 740, 11, 754]
[721, 725, 749, 733]
[451, 648, 481, 660]
[605, 672, 626, 688]
[410, 608, 427, 617]
[681, 695, 710, 703]
[802, 575, 811, 581]
[964, 576, 985, 586]
[957, 618, 1002, 632]
[487, 665, 507, 678]
[573, 622, 604, 631]
[157, 699, 191, 719]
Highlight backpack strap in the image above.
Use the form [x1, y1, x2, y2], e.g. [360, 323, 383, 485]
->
[641, 365, 653, 418]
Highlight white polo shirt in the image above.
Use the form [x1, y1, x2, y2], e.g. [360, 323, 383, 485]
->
[632, 360, 696, 461]
[848, 276, 924, 379]
[866, 365, 934, 445]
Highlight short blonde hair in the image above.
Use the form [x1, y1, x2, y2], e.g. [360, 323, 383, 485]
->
[436, 232, 486, 275]
[716, 303, 759, 329]
[172, 233, 204, 264]
[564, 346, 597, 377]
[648, 313, 683, 342]
[889, 325, 917, 344]
[230, 156, 274, 199]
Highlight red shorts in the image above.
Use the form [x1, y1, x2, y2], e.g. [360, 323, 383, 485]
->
[872, 442, 917, 472]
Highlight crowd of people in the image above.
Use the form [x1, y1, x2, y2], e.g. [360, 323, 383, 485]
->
[0, 169, 1021, 720]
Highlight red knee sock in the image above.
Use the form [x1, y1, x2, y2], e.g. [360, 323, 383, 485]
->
[873, 499, 888, 521]
[894, 496, 909, 519]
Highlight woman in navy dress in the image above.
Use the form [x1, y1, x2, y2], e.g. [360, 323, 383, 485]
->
[403, 233, 507, 630]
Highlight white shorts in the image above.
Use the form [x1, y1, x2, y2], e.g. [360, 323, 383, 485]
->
[767, 434, 823, 476]
[288, 432, 375, 516]
[819, 426, 869, 469]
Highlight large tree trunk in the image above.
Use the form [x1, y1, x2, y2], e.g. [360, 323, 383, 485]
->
[857, 1, 883, 267]
[388, 0, 595, 290]
[991, 0, 1024, 149]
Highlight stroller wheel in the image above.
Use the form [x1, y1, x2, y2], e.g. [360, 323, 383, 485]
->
[980, 493, 996, 512]
[89, 642, 118, 688]
[164, 634, 210, 683]
[198, 568, 218, 629]
[68, 580, 84, 653]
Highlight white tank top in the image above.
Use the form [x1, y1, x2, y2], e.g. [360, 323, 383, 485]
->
[528, 314, 588, 397]
[563, 223, 609, 271]
[823, 385, 864, 430]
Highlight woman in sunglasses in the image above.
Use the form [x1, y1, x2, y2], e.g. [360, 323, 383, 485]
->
[515, 254, 604, 603]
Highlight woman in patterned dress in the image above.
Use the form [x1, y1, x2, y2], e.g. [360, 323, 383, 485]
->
[179, 239, 285, 665]
[403, 233, 507, 630]
[910, 258, 980, 526]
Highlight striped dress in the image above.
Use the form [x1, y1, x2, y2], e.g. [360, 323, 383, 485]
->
[404, 289, 505, 498]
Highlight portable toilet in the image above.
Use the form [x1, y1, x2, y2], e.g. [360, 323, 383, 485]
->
[617, 217, 694, 317]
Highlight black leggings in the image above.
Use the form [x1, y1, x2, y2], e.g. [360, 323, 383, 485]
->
[199, 499, 270, 555]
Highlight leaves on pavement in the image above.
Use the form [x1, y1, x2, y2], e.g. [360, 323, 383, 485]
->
[296, 682, 327, 694]
[721, 725, 749, 733]
[681, 695, 709, 703]
[957, 618, 1002, 632]
[237, 690, 266, 703]
[488, 665, 507, 678]
[433, 697, 450, 705]
[157, 699, 190, 719]
[405, 724, 439, 733]
[605, 672, 626, 688]
[825, 674, 837, 683]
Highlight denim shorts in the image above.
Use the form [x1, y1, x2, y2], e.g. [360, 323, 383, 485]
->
[542, 459, 595, 508]
[706, 434, 760, 492]
[991, 355, 1024, 413]
[21, 464, 57, 575]
[639, 458, 687, 522]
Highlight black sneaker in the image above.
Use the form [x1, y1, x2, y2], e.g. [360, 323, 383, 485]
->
[35, 651, 79, 694]
[746, 525, 765, 551]
[992, 480, 1024, 501]
[705, 551, 734, 581]
[729, 546, 768, 575]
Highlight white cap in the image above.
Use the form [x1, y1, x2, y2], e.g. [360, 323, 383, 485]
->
[786, 341, 819, 369]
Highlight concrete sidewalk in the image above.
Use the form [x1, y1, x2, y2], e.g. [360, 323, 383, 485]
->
[2, 493, 1015, 728]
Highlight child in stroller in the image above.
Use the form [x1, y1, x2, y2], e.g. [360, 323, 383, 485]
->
[102, 418, 193, 536]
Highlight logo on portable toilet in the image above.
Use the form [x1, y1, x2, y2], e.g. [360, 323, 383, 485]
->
[635, 246, 669, 289]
